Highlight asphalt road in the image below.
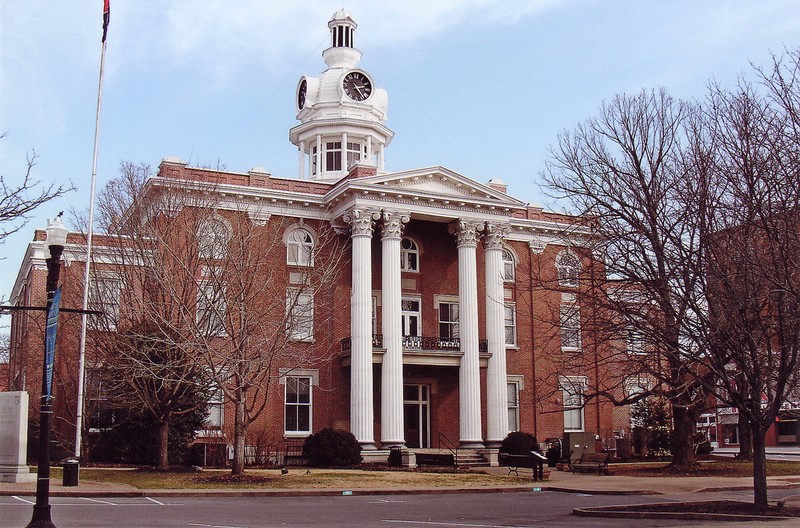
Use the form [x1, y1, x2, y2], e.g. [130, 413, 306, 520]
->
[2, 489, 790, 528]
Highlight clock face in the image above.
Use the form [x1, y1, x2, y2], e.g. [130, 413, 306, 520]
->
[342, 71, 372, 101]
[297, 79, 307, 110]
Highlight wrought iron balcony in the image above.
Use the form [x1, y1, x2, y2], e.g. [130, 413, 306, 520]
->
[340, 334, 488, 354]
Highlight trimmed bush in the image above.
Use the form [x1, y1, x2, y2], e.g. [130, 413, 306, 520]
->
[500, 431, 539, 455]
[302, 428, 362, 467]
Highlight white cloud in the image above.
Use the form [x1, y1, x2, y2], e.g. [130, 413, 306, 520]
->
[105, 0, 566, 85]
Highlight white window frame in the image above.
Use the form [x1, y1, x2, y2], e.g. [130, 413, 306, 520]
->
[626, 327, 646, 355]
[197, 279, 227, 337]
[560, 304, 581, 351]
[311, 145, 318, 176]
[283, 375, 313, 436]
[286, 228, 315, 267]
[325, 141, 342, 171]
[400, 237, 419, 273]
[346, 141, 364, 169]
[402, 296, 422, 348]
[502, 248, 516, 283]
[88, 273, 122, 330]
[438, 301, 459, 341]
[556, 250, 580, 288]
[507, 376, 523, 433]
[287, 288, 315, 341]
[504, 303, 517, 347]
[205, 384, 224, 430]
[560, 375, 587, 432]
[198, 217, 231, 260]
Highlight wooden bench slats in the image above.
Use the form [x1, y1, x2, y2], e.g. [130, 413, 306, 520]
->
[498, 452, 546, 481]
[571, 452, 610, 475]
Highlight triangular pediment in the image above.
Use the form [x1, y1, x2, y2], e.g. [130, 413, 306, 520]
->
[344, 166, 527, 206]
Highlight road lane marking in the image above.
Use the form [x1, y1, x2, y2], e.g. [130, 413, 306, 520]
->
[146, 497, 166, 505]
[12, 496, 35, 505]
[187, 523, 247, 528]
[383, 521, 535, 528]
[369, 499, 408, 503]
[81, 497, 117, 505]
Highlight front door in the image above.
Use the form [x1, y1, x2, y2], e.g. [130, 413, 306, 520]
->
[403, 384, 430, 448]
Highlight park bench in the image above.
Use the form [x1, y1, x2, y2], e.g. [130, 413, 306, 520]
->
[570, 452, 610, 475]
[498, 451, 547, 481]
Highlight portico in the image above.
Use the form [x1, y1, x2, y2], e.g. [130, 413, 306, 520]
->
[337, 187, 520, 450]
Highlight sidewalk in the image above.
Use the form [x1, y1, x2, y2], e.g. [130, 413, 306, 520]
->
[2, 467, 800, 499]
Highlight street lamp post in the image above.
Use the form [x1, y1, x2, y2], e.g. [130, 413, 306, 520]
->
[27, 215, 69, 528]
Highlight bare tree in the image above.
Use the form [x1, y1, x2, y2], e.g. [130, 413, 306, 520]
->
[0, 134, 74, 246]
[88, 161, 345, 474]
[542, 88, 706, 467]
[542, 49, 800, 510]
[683, 50, 800, 511]
[0, 332, 9, 364]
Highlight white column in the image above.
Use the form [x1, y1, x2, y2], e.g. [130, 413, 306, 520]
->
[450, 219, 484, 448]
[367, 136, 373, 164]
[344, 208, 379, 450]
[378, 143, 385, 172]
[380, 210, 409, 448]
[299, 140, 306, 180]
[484, 223, 510, 447]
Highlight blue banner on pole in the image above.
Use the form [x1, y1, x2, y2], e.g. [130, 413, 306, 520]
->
[44, 287, 61, 402]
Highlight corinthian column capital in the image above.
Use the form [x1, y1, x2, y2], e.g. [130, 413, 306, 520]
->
[343, 208, 380, 238]
[380, 210, 410, 240]
[449, 219, 481, 248]
[483, 222, 511, 250]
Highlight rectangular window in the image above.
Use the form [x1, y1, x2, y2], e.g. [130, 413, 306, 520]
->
[507, 380, 520, 433]
[287, 289, 314, 341]
[86, 369, 115, 432]
[560, 304, 581, 350]
[346, 141, 362, 169]
[626, 327, 646, 355]
[325, 141, 342, 171]
[205, 385, 224, 429]
[285, 375, 312, 434]
[311, 146, 318, 175]
[197, 280, 227, 336]
[88, 275, 121, 330]
[372, 295, 378, 336]
[504, 304, 516, 346]
[401, 297, 421, 348]
[560, 376, 587, 432]
[438, 302, 459, 342]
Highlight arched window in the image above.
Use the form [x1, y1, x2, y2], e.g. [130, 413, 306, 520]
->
[556, 251, 580, 287]
[198, 218, 230, 260]
[400, 237, 419, 272]
[287, 228, 314, 266]
[502, 248, 516, 282]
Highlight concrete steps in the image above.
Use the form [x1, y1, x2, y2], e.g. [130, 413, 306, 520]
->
[413, 448, 490, 468]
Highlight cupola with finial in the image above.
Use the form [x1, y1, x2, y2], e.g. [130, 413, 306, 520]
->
[289, 10, 393, 181]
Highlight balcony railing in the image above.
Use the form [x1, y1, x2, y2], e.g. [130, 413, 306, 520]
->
[340, 334, 488, 354]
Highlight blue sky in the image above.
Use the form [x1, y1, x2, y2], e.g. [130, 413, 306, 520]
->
[2, 0, 800, 313]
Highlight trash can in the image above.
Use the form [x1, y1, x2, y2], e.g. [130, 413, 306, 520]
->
[62, 459, 79, 487]
[388, 447, 402, 467]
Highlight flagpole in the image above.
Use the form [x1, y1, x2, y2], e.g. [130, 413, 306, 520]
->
[74, 1, 109, 465]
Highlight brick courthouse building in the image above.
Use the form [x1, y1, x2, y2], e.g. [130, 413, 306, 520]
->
[8, 11, 619, 464]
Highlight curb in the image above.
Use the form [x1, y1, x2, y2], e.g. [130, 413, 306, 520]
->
[573, 500, 796, 522]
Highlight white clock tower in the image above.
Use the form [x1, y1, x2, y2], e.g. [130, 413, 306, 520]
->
[290, 10, 393, 181]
